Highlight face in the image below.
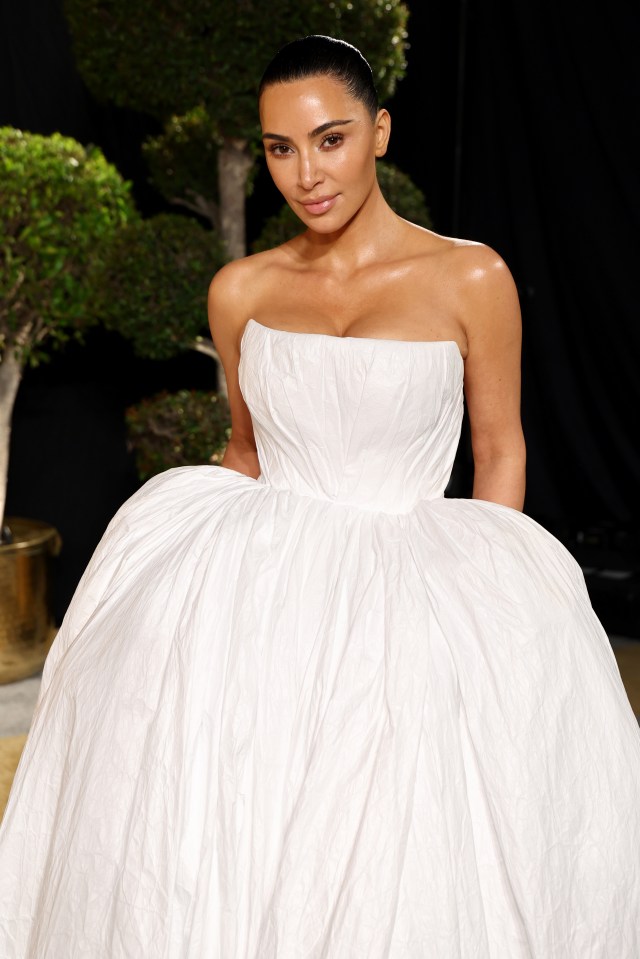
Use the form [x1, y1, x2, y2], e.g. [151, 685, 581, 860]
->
[259, 74, 390, 233]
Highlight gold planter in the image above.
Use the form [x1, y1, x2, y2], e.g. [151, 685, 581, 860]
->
[0, 517, 61, 684]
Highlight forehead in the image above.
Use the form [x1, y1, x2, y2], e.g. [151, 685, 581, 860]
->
[259, 75, 363, 130]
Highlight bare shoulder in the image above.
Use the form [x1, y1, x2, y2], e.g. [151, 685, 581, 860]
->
[446, 238, 517, 295]
[429, 234, 521, 346]
[207, 247, 283, 351]
[408, 225, 515, 289]
[207, 248, 274, 317]
[444, 235, 517, 298]
[399, 224, 520, 343]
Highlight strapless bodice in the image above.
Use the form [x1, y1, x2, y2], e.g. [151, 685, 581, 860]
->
[238, 318, 464, 513]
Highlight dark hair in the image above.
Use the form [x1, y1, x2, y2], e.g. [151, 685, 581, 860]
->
[258, 35, 379, 120]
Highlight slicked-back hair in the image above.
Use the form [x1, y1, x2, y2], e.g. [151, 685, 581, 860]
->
[258, 35, 379, 120]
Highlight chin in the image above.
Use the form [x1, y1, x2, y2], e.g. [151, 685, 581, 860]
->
[298, 209, 358, 235]
[304, 218, 346, 235]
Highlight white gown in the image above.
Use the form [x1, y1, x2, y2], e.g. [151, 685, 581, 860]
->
[1, 317, 640, 958]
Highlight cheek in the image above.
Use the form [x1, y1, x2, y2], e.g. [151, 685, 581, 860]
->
[334, 139, 375, 172]
[344, 152, 368, 180]
[333, 149, 376, 193]
[265, 157, 295, 195]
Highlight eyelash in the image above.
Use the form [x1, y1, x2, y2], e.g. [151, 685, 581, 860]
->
[268, 133, 344, 157]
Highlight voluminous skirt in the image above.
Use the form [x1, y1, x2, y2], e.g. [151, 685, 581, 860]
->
[1, 464, 639, 958]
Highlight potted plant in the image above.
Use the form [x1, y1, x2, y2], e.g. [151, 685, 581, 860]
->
[0, 127, 135, 683]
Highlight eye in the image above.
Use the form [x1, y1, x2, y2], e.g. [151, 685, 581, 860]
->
[267, 143, 293, 157]
[320, 133, 344, 149]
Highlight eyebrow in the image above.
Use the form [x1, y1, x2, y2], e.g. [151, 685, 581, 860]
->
[262, 119, 355, 142]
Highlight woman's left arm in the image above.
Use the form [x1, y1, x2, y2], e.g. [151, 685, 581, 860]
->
[456, 244, 526, 511]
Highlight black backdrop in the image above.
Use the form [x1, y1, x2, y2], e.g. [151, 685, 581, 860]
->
[1, 0, 639, 622]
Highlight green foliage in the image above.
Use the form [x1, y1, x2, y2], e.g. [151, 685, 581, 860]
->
[90, 213, 226, 360]
[64, 0, 409, 137]
[252, 205, 304, 254]
[142, 106, 261, 221]
[142, 107, 222, 215]
[0, 127, 135, 365]
[125, 388, 231, 481]
[252, 159, 432, 253]
[375, 161, 433, 227]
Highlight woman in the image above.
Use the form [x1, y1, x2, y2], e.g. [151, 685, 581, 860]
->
[1, 34, 639, 959]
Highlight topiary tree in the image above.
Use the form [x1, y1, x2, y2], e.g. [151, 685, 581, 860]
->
[90, 213, 230, 476]
[63, 0, 409, 256]
[252, 160, 433, 253]
[141, 106, 261, 233]
[90, 212, 228, 386]
[125, 389, 231, 481]
[0, 127, 136, 535]
[141, 107, 223, 230]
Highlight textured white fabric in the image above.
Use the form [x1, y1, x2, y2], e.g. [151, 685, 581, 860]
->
[1, 317, 640, 958]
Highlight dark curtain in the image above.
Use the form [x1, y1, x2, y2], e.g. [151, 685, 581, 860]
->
[459, 0, 640, 524]
[0, 0, 88, 139]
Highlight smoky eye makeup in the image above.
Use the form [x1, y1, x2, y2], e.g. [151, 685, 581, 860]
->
[319, 132, 344, 148]
[267, 143, 293, 156]
[266, 132, 345, 156]
[262, 116, 355, 155]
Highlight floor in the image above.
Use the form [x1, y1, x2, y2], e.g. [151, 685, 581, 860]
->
[0, 669, 43, 738]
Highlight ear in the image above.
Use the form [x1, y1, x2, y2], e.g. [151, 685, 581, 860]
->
[374, 108, 391, 158]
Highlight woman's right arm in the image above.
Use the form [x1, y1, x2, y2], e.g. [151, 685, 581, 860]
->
[207, 261, 261, 479]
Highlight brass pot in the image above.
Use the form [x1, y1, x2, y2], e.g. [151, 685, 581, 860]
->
[0, 517, 61, 684]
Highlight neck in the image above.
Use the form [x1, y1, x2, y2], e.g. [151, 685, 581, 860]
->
[296, 178, 403, 273]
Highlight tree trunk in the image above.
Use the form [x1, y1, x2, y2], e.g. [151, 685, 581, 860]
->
[0, 346, 23, 530]
[193, 337, 228, 399]
[217, 137, 253, 261]
[170, 193, 220, 232]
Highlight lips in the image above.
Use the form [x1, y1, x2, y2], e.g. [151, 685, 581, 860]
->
[300, 195, 338, 215]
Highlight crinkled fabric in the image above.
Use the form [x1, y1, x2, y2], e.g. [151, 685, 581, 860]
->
[1, 318, 639, 958]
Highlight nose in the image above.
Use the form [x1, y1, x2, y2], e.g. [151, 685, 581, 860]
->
[297, 150, 323, 192]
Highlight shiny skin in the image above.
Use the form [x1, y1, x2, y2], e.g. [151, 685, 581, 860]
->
[208, 75, 526, 510]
